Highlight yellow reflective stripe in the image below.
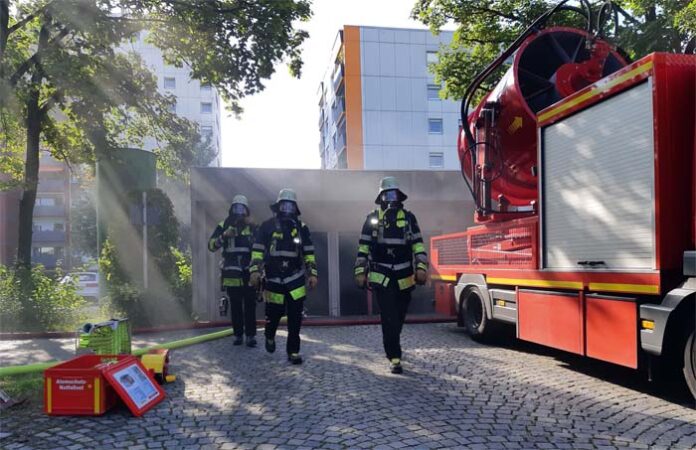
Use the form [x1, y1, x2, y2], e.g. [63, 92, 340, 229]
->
[487, 277, 583, 290]
[588, 282, 659, 294]
[358, 244, 370, 254]
[398, 276, 415, 290]
[355, 266, 366, 275]
[290, 285, 306, 300]
[249, 265, 259, 273]
[397, 209, 405, 220]
[208, 238, 218, 251]
[241, 226, 252, 235]
[265, 291, 285, 304]
[223, 278, 243, 287]
[368, 271, 390, 287]
[219, 221, 225, 227]
[251, 251, 264, 260]
[416, 262, 428, 270]
[412, 243, 425, 254]
[46, 377, 52, 413]
[304, 254, 316, 263]
[310, 268, 318, 276]
[431, 274, 457, 281]
[94, 377, 101, 414]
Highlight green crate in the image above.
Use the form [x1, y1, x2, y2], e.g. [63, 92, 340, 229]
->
[76, 319, 131, 355]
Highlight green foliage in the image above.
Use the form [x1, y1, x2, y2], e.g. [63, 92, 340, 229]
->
[0, 264, 86, 332]
[99, 188, 194, 326]
[0, 372, 44, 407]
[412, 0, 695, 102]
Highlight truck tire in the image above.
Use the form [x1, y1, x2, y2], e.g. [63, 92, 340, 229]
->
[461, 287, 491, 341]
[683, 329, 696, 401]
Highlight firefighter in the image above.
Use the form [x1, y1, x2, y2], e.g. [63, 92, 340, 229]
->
[354, 177, 428, 374]
[208, 195, 258, 347]
[249, 188, 318, 365]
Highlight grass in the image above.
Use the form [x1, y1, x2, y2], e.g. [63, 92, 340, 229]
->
[0, 372, 44, 409]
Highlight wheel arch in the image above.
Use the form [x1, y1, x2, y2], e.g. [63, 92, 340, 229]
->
[640, 282, 696, 356]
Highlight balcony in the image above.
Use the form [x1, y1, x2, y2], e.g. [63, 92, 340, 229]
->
[331, 97, 345, 123]
[332, 64, 344, 92]
[38, 179, 66, 192]
[33, 230, 66, 243]
[34, 205, 66, 216]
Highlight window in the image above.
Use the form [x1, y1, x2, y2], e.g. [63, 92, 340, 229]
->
[428, 118, 443, 134]
[201, 102, 212, 114]
[426, 51, 439, 64]
[163, 77, 176, 89]
[54, 223, 64, 231]
[427, 84, 441, 100]
[168, 101, 177, 113]
[36, 197, 56, 206]
[429, 152, 444, 168]
[200, 83, 212, 92]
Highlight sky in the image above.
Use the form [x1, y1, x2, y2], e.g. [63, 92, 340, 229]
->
[220, 0, 445, 169]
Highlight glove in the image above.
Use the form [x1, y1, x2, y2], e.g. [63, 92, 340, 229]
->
[307, 275, 318, 290]
[415, 269, 427, 285]
[249, 272, 261, 288]
[354, 273, 366, 288]
[222, 226, 234, 238]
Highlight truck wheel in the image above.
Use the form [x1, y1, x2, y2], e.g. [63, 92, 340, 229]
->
[683, 329, 696, 401]
[461, 287, 490, 341]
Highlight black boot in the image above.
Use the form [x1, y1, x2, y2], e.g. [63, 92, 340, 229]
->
[288, 353, 303, 365]
[233, 336, 244, 346]
[390, 358, 403, 374]
[246, 336, 257, 348]
[265, 338, 276, 353]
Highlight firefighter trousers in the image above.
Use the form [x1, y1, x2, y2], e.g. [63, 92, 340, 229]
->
[265, 293, 305, 355]
[374, 281, 412, 360]
[227, 286, 257, 338]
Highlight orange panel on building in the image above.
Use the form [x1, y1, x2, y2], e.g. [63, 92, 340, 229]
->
[343, 26, 363, 169]
[518, 290, 584, 355]
[585, 296, 638, 368]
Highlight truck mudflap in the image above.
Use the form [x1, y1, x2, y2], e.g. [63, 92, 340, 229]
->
[640, 284, 696, 356]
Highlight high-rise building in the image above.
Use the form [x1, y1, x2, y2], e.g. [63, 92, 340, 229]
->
[121, 32, 222, 167]
[318, 26, 459, 170]
[31, 152, 74, 269]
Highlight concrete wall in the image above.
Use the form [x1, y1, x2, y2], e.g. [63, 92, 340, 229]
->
[191, 168, 473, 321]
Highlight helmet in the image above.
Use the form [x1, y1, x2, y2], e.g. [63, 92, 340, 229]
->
[229, 194, 249, 216]
[271, 188, 301, 215]
[375, 176, 407, 204]
[232, 194, 249, 208]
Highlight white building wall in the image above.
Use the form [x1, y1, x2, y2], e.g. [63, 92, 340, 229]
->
[120, 33, 222, 167]
[359, 27, 459, 170]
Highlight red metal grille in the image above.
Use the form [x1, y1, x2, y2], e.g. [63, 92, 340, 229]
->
[431, 217, 538, 270]
[434, 234, 469, 266]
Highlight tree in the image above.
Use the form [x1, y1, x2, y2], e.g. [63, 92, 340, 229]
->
[411, 0, 695, 102]
[0, 0, 311, 268]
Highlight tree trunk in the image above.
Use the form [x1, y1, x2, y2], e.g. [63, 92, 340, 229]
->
[16, 73, 41, 268]
[16, 19, 49, 269]
[0, 0, 9, 66]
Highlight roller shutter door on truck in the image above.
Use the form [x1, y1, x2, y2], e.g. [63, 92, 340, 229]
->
[541, 80, 655, 271]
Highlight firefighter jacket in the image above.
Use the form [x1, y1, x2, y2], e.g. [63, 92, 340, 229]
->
[354, 207, 428, 291]
[250, 216, 317, 304]
[208, 219, 256, 288]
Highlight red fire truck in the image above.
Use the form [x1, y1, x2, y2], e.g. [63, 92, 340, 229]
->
[430, 1, 696, 399]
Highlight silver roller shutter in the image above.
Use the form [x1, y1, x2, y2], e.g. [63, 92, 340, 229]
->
[541, 80, 655, 271]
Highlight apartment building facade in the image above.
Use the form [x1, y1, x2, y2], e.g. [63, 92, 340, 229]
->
[318, 26, 459, 170]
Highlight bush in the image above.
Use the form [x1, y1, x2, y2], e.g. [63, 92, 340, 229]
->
[0, 265, 86, 332]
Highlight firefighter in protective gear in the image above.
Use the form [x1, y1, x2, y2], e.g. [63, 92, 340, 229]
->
[249, 188, 318, 365]
[208, 194, 258, 347]
[354, 177, 428, 374]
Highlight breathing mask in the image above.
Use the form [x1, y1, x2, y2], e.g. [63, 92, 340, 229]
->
[381, 190, 401, 210]
[278, 200, 297, 216]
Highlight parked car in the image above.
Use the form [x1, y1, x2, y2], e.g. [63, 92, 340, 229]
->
[61, 272, 99, 302]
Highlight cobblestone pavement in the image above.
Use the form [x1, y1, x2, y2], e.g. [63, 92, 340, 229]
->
[2, 323, 696, 449]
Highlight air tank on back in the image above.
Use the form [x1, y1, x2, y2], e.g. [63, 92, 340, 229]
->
[459, 27, 626, 219]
